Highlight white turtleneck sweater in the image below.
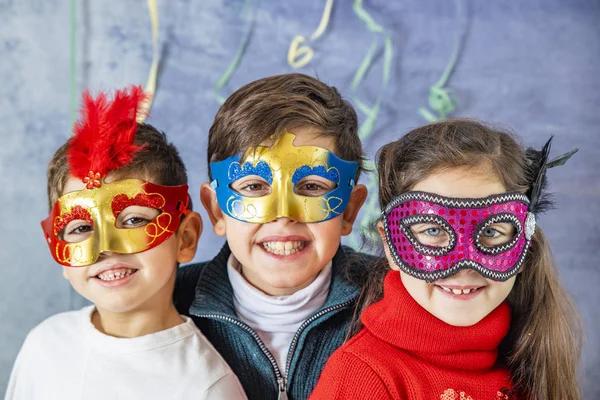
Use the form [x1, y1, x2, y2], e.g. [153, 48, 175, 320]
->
[227, 255, 332, 373]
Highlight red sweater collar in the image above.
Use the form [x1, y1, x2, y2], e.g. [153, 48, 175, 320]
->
[361, 271, 511, 372]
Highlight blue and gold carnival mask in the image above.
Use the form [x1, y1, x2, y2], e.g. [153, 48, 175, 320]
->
[209, 132, 358, 223]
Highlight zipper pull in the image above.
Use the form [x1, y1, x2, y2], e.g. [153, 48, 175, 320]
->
[277, 377, 288, 400]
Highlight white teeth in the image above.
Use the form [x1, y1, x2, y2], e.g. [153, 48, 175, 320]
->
[440, 286, 479, 295]
[97, 268, 135, 281]
[261, 241, 306, 256]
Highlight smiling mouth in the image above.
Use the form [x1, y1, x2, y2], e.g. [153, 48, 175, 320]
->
[436, 285, 484, 295]
[260, 241, 307, 256]
[96, 268, 138, 281]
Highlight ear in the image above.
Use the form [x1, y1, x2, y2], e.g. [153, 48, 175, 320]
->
[200, 182, 227, 237]
[341, 184, 368, 236]
[176, 211, 203, 263]
[171, 211, 202, 264]
[377, 220, 400, 271]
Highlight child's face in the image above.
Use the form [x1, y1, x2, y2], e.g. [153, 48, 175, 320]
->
[59, 175, 201, 314]
[202, 127, 367, 296]
[379, 165, 518, 327]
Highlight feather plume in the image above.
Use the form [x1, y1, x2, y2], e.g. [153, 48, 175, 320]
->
[68, 85, 148, 181]
[525, 137, 578, 214]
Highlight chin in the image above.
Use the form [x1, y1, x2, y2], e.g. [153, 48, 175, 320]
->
[434, 311, 485, 327]
[270, 279, 303, 291]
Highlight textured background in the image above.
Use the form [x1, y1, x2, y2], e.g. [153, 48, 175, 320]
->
[1, 0, 599, 397]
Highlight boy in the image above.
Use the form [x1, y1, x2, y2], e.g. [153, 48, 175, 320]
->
[174, 73, 376, 400]
[5, 86, 247, 400]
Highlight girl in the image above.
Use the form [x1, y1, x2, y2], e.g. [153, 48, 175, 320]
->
[310, 119, 582, 399]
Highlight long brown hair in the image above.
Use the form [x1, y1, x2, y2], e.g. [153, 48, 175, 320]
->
[356, 119, 582, 399]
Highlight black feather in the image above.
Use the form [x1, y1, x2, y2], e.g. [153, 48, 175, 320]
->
[547, 148, 579, 168]
[525, 137, 578, 215]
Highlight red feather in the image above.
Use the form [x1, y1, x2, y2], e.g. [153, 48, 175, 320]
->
[68, 85, 148, 181]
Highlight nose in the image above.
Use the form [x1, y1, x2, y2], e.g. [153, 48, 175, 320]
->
[452, 269, 480, 278]
[96, 250, 116, 261]
[271, 216, 297, 225]
[276, 201, 289, 219]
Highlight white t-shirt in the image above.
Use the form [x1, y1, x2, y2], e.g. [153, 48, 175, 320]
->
[228, 255, 332, 372]
[5, 306, 247, 400]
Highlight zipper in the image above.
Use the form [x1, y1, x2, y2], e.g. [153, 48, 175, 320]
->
[195, 299, 353, 398]
[193, 313, 284, 387]
[277, 377, 288, 400]
[283, 299, 354, 381]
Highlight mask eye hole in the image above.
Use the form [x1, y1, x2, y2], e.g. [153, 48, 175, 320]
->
[293, 175, 337, 197]
[116, 206, 161, 229]
[474, 213, 521, 254]
[394, 213, 456, 256]
[408, 223, 451, 248]
[60, 220, 93, 243]
[230, 175, 272, 198]
[478, 223, 516, 246]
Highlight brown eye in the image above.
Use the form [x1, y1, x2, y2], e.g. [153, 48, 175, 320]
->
[116, 206, 160, 229]
[230, 176, 272, 197]
[294, 176, 337, 197]
[61, 221, 93, 243]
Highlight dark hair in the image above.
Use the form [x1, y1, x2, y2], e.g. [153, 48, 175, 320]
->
[47, 124, 189, 210]
[355, 119, 582, 399]
[207, 73, 365, 181]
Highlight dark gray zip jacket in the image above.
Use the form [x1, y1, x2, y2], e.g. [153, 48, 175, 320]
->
[174, 243, 376, 400]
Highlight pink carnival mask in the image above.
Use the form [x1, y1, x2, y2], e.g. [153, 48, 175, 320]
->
[381, 191, 536, 282]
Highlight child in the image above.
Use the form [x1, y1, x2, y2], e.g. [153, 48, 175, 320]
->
[310, 119, 583, 399]
[174, 73, 374, 400]
[5, 86, 247, 400]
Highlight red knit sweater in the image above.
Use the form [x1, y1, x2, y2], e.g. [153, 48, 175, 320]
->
[310, 271, 517, 400]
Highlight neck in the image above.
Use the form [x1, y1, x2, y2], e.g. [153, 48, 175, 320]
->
[235, 257, 319, 296]
[92, 302, 184, 338]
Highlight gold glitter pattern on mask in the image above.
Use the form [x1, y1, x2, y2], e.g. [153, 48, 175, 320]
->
[229, 132, 341, 223]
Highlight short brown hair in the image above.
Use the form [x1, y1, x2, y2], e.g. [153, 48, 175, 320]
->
[207, 73, 365, 180]
[47, 124, 189, 211]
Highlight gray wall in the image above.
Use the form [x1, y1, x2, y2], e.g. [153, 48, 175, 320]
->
[1, 0, 599, 397]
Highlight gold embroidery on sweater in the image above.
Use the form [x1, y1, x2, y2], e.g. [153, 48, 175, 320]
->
[439, 387, 515, 400]
[440, 389, 473, 400]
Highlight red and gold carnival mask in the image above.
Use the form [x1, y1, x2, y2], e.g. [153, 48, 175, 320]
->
[42, 179, 189, 267]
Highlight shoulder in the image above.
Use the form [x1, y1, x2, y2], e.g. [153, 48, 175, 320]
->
[176, 261, 209, 283]
[332, 329, 408, 381]
[180, 320, 239, 375]
[204, 372, 248, 400]
[173, 261, 209, 314]
[337, 245, 384, 286]
[310, 333, 393, 399]
[310, 330, 410, 399]
[172, 321, 246, 392]
[25, 307, 87, 347]
[6, 307, 89, 393]
[174, 243, 231, 298]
